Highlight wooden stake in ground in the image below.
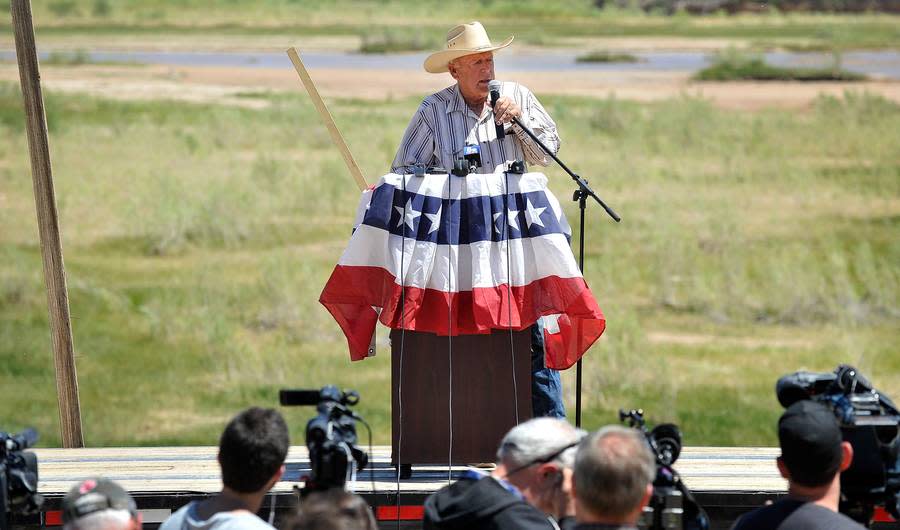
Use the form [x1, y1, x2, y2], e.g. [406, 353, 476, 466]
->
[10, 0, 84, 448]
[287, 47, 368, 191]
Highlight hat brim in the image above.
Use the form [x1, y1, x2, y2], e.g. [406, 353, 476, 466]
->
[423, 35, 514, 74]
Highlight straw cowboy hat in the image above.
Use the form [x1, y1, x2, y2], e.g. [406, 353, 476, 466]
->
[423, 21, 514, 74]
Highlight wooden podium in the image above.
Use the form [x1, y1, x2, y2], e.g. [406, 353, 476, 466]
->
[390, 329, 532, 466]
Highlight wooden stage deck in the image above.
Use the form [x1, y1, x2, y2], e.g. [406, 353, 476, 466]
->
[13, 445, 802, 529]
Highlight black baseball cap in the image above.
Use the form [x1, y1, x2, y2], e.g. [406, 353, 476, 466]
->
[62, 477, 138, 523]
[778, 400, 844, 487]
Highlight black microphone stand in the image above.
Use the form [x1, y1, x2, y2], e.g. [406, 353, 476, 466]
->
[508, 115, 620, 428]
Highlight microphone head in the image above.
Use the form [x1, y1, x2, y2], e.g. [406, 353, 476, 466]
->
[488, 80, 502, 95]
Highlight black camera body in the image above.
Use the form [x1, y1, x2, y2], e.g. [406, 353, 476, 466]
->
[776, 364, 900, 525]
[1, 429, 42, 530]
[620, 409, 709, 530]
[280, 386, 368, 494]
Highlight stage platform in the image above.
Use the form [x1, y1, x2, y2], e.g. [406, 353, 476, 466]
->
[12, 445, 896, 529]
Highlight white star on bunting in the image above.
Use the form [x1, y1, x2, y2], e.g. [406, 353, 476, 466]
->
[425, 205, 442, 235]
[524, 198, 547, 228]
[492, 208, 521, 233]
[394, 199, 421, 230]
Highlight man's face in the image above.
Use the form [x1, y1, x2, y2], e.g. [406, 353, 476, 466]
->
[448, 51, 495, 101]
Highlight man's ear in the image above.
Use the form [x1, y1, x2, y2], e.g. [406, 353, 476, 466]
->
[265, 464, 286, 490]
[448, 62, 459, 80]
[537, 462, 561, 482]
[776, 456, 791, 480]
[570, 472, 578, 499]
[839, 441, 854, 472]
[639, 483, 653, 509]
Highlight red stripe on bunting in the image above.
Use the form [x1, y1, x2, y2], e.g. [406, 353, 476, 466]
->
[320, 265, 605, 369]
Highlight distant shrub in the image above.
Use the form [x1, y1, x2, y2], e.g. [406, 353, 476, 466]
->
[45, 50, 92, 66]
[92, 0, 112, 17]
[359, 29, 437, 54]
[694, 48, 866, 81]
[576, 50, 641, 63]
[48, 0, 79, 18]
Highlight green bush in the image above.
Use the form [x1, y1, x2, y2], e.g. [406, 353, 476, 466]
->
[359, 29, 439, 54]
[694, 48, 866, 82]
[576, 50, 641, 63]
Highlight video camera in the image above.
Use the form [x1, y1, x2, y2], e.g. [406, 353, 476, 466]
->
[619, 409, 709, 530]
[279, 386, 368, 494]
[776, 364, 900, 525]
[1, 428, 42, 530]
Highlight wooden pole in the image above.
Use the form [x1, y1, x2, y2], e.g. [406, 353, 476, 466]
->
[287, 48, 368, 191]
[10, 0, 84, 448]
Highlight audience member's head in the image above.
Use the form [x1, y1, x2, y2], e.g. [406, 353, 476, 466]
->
[219, 406, 290, 494]
[777, 400, 853, 489]
[573, 425, 655, 525]
[495, 417, 585, 517]
[282, 489, 377, 530]
[62, 478, 141, 530]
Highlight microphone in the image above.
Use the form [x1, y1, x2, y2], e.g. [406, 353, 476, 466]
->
[488, 80, 505, 140]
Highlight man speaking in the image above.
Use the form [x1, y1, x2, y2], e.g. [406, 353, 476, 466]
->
[392, 21, 559, 175]
[391, 21, 566, 418]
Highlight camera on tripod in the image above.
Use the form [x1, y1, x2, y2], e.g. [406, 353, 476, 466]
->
[1, 428, 42, 530]
[619, 409, 709, 530]
[279, 386, 368, 494]
[776, 364, 900, 525]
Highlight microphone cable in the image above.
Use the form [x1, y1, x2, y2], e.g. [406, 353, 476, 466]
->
[503, 170, 520, 425]
[395, 172, 408, 530]
[445, 173, 454, 484]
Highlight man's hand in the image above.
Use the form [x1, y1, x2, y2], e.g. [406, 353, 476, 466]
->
[493, 96, 522, 125]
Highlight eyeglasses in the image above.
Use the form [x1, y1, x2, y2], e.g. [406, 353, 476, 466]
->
[500, 440, 580, 479]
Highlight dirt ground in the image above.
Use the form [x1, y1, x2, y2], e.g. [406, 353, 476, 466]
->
[2, 61, 898, 111]
[1, 34, 897, 110]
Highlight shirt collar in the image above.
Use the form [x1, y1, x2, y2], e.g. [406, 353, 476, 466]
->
[447, 84, 467, 115]
[447, 84, 487, 121]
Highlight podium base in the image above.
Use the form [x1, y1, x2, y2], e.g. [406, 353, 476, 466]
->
[390, 329, 532, 466]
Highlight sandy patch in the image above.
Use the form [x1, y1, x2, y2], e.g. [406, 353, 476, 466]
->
[1, 62, 898, 111]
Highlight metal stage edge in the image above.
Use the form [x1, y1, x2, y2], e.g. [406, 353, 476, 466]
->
[9, 446, 897, 529]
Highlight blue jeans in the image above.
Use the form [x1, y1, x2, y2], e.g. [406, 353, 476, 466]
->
[531, 320, 566, 418]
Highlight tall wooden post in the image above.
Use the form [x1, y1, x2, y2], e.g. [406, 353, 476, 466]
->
[10, 0, 84, 448]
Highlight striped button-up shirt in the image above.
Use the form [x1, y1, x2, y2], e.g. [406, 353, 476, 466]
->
[391, 81, 560, 174]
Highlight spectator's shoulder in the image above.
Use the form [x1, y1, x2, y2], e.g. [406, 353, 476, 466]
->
[493, 499, 556, 530]
[791, 503, 868, 529]
[730, 499, 802, 530]
[159, 502, 193, 530]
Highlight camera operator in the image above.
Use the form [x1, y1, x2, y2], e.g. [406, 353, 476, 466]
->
[572, 426, 655, 530]
[281, 489, 376, 530]
[424, 417, 582, 530]
[730, 400, 865, 530]
[160, 407, 290, 530]
[61, 478, 141, 530]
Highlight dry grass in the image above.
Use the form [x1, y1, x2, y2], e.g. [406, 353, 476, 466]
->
[0, 83, 898, 447]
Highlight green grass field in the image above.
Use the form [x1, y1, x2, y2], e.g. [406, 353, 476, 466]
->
[2, 1, 899, 50]
[0, 81, 898, 448]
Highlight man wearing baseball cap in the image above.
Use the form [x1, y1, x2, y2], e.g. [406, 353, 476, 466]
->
[391, 20, 566, 421]
[731, 400, 866, 529]
[62, 477, 141, 530]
